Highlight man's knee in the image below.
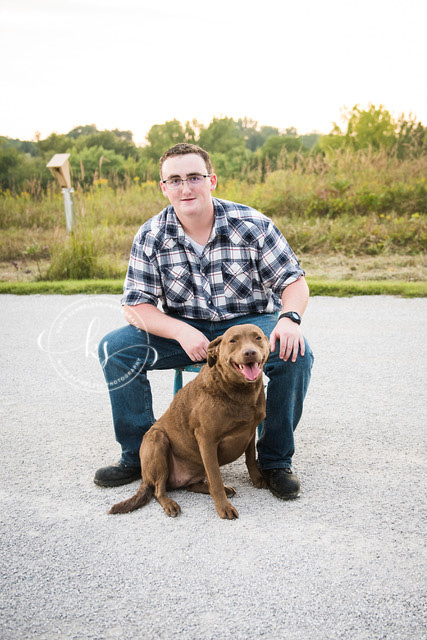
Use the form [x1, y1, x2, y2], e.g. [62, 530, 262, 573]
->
[98, 324, 149, 369]
[99, 326, 128, 366]
[98, 329, 113, 366]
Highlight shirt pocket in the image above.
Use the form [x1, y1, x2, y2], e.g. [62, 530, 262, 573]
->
[161, 265, 195, 304]
[222, 261, 253, 299]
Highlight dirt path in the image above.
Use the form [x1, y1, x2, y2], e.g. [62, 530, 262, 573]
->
[1, 294, 425, 640]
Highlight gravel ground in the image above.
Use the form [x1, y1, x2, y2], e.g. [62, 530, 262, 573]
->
[1, 294, 426, 640]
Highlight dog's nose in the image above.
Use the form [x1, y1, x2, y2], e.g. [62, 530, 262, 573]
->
[243, 349, 257, 359]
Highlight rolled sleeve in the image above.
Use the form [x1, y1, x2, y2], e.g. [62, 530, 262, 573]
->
[258, 221, 305, 296]
[121, 233, 162, 307]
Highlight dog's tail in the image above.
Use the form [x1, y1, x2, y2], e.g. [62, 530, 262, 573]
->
[109, 481, 154, 515]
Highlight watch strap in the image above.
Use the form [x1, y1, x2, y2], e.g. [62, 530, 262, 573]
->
[278, 311, 301, 325]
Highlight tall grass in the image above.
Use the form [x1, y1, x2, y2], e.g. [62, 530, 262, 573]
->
[0, 150, 425, 281]
[215, 150, 427, 218]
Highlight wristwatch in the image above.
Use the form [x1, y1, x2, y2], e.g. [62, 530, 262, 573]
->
[278, 311, 301, 325]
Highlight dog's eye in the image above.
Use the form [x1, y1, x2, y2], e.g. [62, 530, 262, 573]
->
[229, 339, 236, 343]
[256, 336, 262, 340]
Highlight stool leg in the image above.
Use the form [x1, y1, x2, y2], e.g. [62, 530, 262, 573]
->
[173, 370, 183, 396]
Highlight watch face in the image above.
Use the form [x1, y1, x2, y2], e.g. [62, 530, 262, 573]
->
[280, 311, 301, 324]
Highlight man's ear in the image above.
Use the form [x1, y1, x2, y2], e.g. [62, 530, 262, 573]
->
[207, 336, 222, 367]
[209, 173, 217, 192]
[160, 180, 168, 197]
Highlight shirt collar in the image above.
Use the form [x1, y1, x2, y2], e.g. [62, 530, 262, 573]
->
[212, 198, 230, 238]
[163, 199, 231, 243]
[163, 207, 182, 240]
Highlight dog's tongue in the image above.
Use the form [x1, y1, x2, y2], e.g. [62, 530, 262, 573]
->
[240, 363, 261, 381]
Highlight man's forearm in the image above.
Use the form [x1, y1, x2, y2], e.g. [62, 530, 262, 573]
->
[269, 276, 309, 361]
[280, 276, 309, 316]
[123, 303, 188, 341]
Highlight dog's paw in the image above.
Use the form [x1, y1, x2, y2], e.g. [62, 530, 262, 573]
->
[216, 501, 239, 520]
[251, 475, 268, 489]
[224, 485, 236, 497]
[163, 499, 181, 518]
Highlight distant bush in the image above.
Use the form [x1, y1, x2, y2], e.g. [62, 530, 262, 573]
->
[45, 226, 124, 281]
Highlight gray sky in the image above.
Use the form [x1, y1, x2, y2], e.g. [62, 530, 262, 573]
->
[1, 0, 426, 144]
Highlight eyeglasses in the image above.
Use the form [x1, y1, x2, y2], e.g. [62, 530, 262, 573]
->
[161, 174, 211, 190]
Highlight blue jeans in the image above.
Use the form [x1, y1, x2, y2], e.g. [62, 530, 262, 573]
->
[98, 313, 313, 470]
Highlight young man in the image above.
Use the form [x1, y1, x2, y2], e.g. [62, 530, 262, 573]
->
[95, 143, 313, 500]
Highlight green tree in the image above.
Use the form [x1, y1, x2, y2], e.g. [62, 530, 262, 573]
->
[317, 126, 347, 153]
[0, 140, 48, 193]
[198, 117, 246, 154]
[210, 147, 253, 181]
[260, 135, 307, 170]
[70, 146, 127, 187]
[284, 127, 298, 137]
[237, 119, 280, 151]
[395, 115, 427, 159]
[345, 104, 395, 151]
[145, 119, 192, 160]
[135, 154, 158, 182]
[299, 133, 320, 149]
[0, 142, 20, 190]
[0, 136, 38, 156]
[111, 129, 134, 142]
[66, 124, 98, 139]
[319, 104, 398, 153]
[318, 105, 427, 157]
[76, 130, 138, 159]
[183, 120, 198, 144]
[37, 133, 72, 156]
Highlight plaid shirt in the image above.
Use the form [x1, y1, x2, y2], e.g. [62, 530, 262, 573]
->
[122, 198, 304, 320]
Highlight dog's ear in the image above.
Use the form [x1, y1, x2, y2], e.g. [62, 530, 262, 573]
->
[207, 336, 222, 367]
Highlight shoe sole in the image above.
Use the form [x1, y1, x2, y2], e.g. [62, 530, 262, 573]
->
[93, 474, 141, 488]
[268, 486, 301, 500]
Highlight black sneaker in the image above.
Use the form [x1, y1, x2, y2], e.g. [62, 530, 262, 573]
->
[261, 468, 301, 500]
[93, 463, 141, 487]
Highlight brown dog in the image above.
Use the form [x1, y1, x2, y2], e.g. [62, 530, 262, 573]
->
[109, 324, 270, 519]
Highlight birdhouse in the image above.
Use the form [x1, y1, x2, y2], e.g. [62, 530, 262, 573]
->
[46, 153, 72, 189]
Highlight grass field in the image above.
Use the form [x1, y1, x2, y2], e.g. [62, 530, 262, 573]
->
[1, 276, 425, 297]
[1, 150, 425, 295]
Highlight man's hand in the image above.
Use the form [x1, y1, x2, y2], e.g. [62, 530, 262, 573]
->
[270, 318, 305, 362]
[175, 324, 210, 362]
[124, 303, 209, 362]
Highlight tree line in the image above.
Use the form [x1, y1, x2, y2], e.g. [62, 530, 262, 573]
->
[0, 106, 426, 194]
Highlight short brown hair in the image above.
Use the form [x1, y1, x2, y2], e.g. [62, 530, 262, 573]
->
[159, 143, 213, 178]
